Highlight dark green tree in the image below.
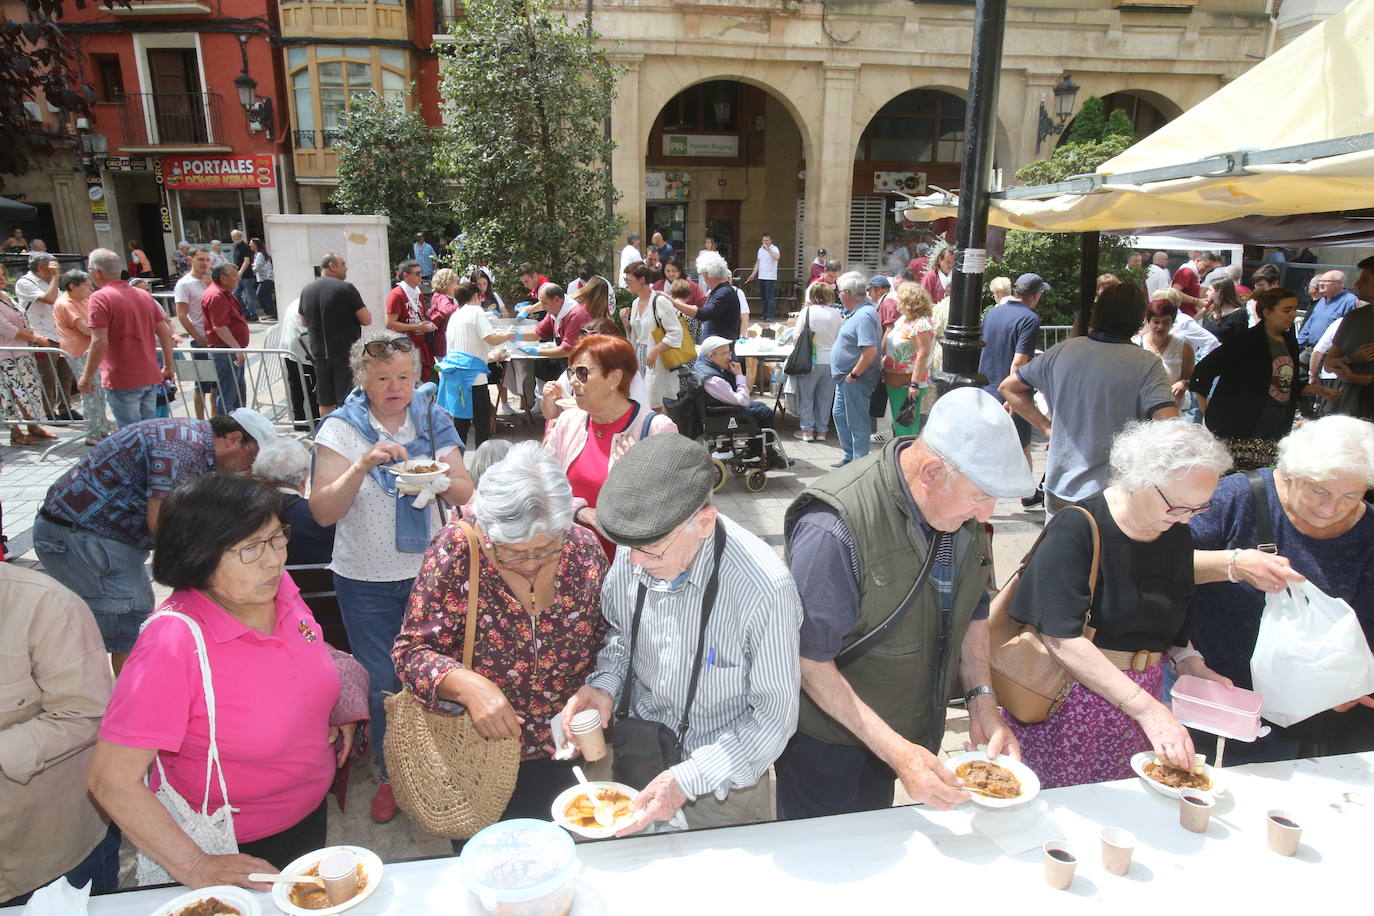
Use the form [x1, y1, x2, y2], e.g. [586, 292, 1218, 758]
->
[438, 0, 621, 297]
[1065, 95, 1107, 146]
[1105, 107, 1136, 141]
[330, 90, 452, 266]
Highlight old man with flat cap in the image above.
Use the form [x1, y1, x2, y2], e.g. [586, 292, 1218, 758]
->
[561, 433, 801, 833]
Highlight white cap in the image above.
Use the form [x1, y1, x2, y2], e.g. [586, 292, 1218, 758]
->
[699, 335, 733, 356]
[921, 387, 1036, 498]
[228, 408, 276, 445]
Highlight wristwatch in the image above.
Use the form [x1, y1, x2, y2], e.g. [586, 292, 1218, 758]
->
[964, 684, 995, 704]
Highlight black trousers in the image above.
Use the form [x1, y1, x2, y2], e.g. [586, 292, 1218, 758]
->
[774, 731, 897, 821]
[450, 757, 577, 853]
[453, 382, 492, 447]
[285, 359, 319, 431]
[869, 380, 888, 420]
[237, 798, 328, 871]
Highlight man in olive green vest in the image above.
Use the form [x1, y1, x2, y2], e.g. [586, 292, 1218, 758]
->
[775, 387, 1036, 819]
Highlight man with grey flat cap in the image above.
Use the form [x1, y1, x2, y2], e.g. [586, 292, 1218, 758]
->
[776, 386, 1035, 819]
[560, 434, 801, 833]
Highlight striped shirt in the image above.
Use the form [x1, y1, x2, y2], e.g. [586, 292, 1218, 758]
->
[586, 513, 802, 801]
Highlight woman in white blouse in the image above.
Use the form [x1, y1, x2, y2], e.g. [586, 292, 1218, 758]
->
[621, 261, 683, 410]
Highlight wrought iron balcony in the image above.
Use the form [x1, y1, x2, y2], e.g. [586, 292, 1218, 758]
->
[118, 92, 223, 146]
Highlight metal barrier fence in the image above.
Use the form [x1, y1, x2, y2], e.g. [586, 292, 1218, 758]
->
[3, 344, 317, 460]
[1038, 325, 1073, 352]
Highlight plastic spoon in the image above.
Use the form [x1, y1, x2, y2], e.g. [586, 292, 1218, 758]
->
[572, 766, 619, 828]
[248, 873, 325, 889]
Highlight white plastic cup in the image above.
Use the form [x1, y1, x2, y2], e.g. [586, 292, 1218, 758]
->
[570, 709, 606, 762]
[317, 850, 359, 906]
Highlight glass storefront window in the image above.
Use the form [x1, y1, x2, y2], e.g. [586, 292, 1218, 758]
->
[176, 190, 262, 247]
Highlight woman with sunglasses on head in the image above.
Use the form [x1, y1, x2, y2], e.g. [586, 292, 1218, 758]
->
[309, 330, 474, 824]
[393, 442, 608, 849]
[88, 474, 365, 890]
[542, 333, 676, 559]
[1000, 419, 1235, 788]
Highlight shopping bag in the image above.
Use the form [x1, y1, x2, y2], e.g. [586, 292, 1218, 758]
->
[1250, 579, 1374, 728]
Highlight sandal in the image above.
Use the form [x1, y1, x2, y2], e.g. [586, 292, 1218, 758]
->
[10, 432, 40, 446]
[27, 427, 58, 440]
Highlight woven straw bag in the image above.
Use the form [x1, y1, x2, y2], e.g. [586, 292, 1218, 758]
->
[383, 522, 520, 838]
[988, 506, 1101, 724]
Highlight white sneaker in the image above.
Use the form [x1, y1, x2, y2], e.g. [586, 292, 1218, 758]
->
[793, 430, 813, 442]
[497, 401, 517, 416]
[870, 432, 887, 445]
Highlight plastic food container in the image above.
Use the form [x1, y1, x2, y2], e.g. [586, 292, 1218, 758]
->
[460, 818, 578, 916]
[1171, 674, 1267, 741]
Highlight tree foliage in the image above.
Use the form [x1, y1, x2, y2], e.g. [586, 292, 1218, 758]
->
[0, 0, 119, 192]
[984, 108, 1138, 328]
[330, 90, 453, 267]
[439, 0, 621, 297]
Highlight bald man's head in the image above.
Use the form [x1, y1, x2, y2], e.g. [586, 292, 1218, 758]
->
[1319, 270, 1346, 291]
[1153, 251, 1169, 266]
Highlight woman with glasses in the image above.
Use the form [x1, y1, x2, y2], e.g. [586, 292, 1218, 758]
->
[393, 442, 608, 847]
[88, 474, 362, 889]
[310, 330, 473, 823]
[1000, 419, 1234, 788]
[1189, 415, 1374, 764]
[542, 333, 677, 559]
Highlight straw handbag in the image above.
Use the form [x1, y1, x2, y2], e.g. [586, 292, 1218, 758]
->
[383, 522, 519, 838]
[988, 506, 1101, 724]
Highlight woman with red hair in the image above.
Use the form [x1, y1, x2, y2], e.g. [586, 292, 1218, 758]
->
[542, 334, 677, 556]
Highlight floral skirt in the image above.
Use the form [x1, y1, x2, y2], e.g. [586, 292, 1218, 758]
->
[0, 354, 45, 424]
[1002, 661, 1164, 789]
[1222, 437, 1279, 472]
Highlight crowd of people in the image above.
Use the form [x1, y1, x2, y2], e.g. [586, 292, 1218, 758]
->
[3, 232, 1373, 906]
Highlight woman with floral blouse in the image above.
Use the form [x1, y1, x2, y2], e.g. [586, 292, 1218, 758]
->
[391, 441, 608, 843]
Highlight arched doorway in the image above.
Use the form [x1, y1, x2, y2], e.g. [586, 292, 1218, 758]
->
[645, 80, 805, 277]
[852, 88, 970, 272]
[1101, 91, 1176, 139]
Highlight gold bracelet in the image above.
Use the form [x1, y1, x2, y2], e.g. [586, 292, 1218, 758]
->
[1117, 685, 1143, 711]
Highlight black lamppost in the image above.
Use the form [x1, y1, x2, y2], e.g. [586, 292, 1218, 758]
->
[1035, 74, 1080, 154]
[235, 35, 274, 139]
[938, 0, 1009, 390]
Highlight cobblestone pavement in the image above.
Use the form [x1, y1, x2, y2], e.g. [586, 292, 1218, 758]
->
[1, 322, 1048, 869]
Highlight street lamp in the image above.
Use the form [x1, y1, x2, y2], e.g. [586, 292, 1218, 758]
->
[712, 88, 732, 130]
[1035, 73, 1079, 153]
[235, 35, 274, 139]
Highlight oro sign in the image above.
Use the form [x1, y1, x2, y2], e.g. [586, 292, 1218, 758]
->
[162, 155, 276, 190]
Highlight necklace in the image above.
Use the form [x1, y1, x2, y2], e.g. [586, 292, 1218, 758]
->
[589, 404, 634, 439]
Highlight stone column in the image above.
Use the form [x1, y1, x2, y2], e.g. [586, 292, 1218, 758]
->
[608, 53, 645, 246]
[810, 64, 858, 263]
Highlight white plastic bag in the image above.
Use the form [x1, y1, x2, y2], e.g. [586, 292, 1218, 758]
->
[1251, 579, 1374, 727]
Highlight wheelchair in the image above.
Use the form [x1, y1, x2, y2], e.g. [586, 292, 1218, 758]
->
[665, 374, 787, 493]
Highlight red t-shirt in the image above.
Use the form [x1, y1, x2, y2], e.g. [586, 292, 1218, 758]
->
[1172, 266, 1202, 315]
[386, 284, 427, 346]
[808, 262, 825, 282]
[202, 284, 250, 348]
[567, 405, 633, 559]
[535, 303, 591, 351]
[86, 279, 166, 389]
[876, 295, 899, 330]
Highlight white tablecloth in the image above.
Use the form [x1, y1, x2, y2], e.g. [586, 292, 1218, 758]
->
[735, 341, 792, 361]
[86, 753, 1373, 914]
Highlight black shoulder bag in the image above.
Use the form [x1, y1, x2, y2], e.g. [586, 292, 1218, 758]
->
[1245, 470, 1279, 554]
[782, 307, 814, 376]
[610, 522, 728, 790]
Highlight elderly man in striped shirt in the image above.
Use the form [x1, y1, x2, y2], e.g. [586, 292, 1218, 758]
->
[561, 434, 802, 832]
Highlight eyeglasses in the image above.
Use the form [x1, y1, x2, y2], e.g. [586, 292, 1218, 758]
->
[404, 269, 422, 277]
[229, 526, 291, 564]
[570, 365, 600, 383]
[491, 537, 565, 566]
[632, 519, 693, 561]
[1154, 486, 1212, 517]
[363, 337, 415, 357]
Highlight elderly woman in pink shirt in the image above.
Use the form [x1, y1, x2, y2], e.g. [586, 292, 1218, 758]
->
[52, 268, 113, 445]
[88, 473, 364, 890]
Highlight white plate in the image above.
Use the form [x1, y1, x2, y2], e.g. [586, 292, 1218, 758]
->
[551, 781, 640, 839]
[151, 886, 261, 916]
[270, 845, 384, 915]
[946, 751, 1041, 809]
[1130, 750, 1224, 800]
[555, 397, 578, 409]
[380, 460, 449, 486]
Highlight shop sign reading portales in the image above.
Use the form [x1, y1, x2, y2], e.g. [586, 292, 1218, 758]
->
[162, 155, 276, 190]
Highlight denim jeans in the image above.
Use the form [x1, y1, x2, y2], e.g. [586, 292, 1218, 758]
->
[758, 278, 776, 320]
[832, 375, 877, 462]
[31, 516, 154, 654]
[795, 363, 836, 435]
[332, 573, 415, 775]
[236, 276, 259, 320]
[212, 351, 247, 413]
[104, 384, 158, 428]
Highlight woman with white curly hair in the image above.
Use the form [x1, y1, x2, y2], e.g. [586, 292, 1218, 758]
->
[1189, 414, 1374, 764]
[1002, 418, 1235, 788]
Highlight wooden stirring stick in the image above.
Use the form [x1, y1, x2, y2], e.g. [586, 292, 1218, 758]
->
[248, 873, 325, 888]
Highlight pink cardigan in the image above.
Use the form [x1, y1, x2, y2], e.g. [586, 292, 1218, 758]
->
[542, 404, 678, 477]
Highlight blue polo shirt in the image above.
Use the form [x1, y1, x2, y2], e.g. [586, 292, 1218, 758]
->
[979, 298, 1041, 401]
[1298, 291, 1357, 348]
[830, 301, 882, 384]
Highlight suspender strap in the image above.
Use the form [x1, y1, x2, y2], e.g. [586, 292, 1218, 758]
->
[1245, 470, 1278, 554]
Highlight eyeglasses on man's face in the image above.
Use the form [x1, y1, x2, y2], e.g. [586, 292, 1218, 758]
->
[230, 525, 291, 564]
[363, 337, 415, 358]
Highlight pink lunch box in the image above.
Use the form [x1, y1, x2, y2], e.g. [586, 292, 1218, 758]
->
[1171, 675, 1267, 741]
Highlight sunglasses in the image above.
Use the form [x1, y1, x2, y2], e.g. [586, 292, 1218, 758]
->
[363, 337, 416, 357]
[569, 365, 600, 383]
